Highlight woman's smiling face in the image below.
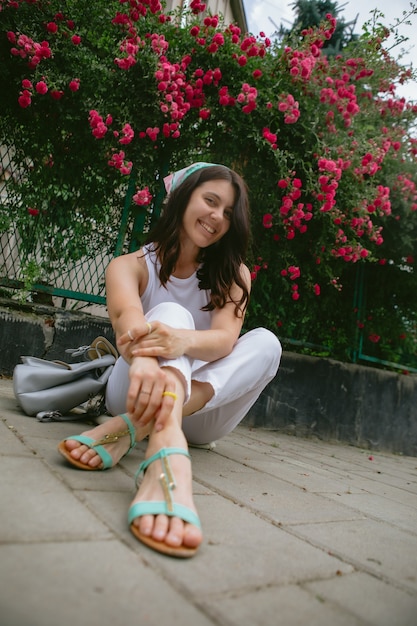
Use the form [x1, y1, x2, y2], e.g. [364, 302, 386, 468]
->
[180, 179, 235, 249]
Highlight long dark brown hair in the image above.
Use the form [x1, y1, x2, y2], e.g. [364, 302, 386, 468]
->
[145, 165, 251, 315]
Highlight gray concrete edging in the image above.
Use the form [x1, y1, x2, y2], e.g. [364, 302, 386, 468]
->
[246, 352, 417, 457]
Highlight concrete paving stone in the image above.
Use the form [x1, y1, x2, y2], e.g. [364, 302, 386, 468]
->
[314, 445, 417, 485]
[330, 454, 417, 485]
[322, 492, 417, 534]
[0, 418, 33, 456]
[316, 472, 417, 510]
[78, 489, 145, 539]
[237, 428, 417, 476]
[214, 437, 366, 495]
[234, 428, 369, 464]
[253, 459, 371, 496]
[0, 456, 113, 543]
[199, 583, 365, 626]
[322, 461, 417, 492]
[305, 571, 417, 626]
[224, 434, 374, 480]
[191, 451, 366, 525]
[350, 450, 417, 471]
[120, 494, 353, 596]
[299, 438, 417, 473]
[0, 541, 216, 626]
[1, 412, 62, 442]
[230, 435, 384, 482]
[2, 409, 104, 441]
[290, 518, 417, 593]
[232, 429, 417, 498]
[342, 467, 417, 495]
[0, 404, 92, 442]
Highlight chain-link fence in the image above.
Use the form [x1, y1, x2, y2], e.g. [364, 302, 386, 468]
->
[0, 140, 144, 313]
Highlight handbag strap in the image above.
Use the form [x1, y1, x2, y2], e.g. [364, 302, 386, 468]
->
[65, 336, 118, 362]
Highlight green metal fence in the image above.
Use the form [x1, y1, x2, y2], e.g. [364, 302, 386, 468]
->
[351, 264, 417, 373]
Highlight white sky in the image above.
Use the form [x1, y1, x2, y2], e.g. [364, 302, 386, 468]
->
[243, 0, 417, 101]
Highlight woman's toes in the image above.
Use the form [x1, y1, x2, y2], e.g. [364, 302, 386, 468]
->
[183, 523, 202, 548]
[134, 513, 153, 537]
[70, 443, 89, 461]
[134, 513, 194, 548]
[64, 442, 100, 468]
[165, 517, 184, 547]
[65, 439, 82, 453]
[81, 449, 101, 468]
[152, 515, 170, 542]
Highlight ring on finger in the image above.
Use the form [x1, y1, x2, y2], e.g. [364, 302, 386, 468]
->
[162, 391, 178, 401]
[127, 329, 134, 341]
[140, 390, 151, 395]
[146, 322, 152, 334]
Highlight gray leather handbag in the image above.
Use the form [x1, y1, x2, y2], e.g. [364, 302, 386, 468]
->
[13, 337, 117, 419]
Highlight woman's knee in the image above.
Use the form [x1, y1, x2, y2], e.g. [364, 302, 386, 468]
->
[146, 302, 195, 329]
[244, 328, 282, 373]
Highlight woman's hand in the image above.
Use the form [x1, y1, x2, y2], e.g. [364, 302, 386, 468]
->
[125, 355, 178, 431]
[117, 321, 152, 360]
[128, 321, 187, 360]
[117, 323, 184, 431]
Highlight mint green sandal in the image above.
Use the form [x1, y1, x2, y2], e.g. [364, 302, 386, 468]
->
[57, 413, 136, 470]
[128, 447, 201, 558]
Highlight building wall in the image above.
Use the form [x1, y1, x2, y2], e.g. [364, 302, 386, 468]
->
[165, 0, 247, 31]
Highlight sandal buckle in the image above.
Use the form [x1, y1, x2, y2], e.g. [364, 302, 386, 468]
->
[159, 473, 174, 513]
[159, 456, 177, 513]
[92, 429, 130, 447]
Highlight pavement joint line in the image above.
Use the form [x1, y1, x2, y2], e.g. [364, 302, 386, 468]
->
[312, 492, 417, 536]
[278, 524, 417, 598]
[297, 580, 374, 626]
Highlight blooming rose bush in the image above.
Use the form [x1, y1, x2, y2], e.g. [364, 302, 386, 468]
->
[1, 0, 417, 369]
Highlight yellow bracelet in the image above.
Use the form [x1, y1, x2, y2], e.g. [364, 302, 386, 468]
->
[162, 391, 178, 401]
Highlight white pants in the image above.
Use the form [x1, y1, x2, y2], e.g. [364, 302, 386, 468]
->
[105, 303, 282, 444]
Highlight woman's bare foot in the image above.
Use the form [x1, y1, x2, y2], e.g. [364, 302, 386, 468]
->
[59, 414, 150, 469]
[129, 423, 203, 554]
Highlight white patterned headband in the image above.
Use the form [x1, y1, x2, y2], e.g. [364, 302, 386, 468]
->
[163, 162, 227, 194]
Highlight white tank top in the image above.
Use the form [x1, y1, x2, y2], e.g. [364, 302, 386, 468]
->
[140, 244, 212, 330]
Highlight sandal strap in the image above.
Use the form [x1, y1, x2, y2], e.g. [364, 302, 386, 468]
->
[65, 435, 114, 469]
[138, 447, 190, 475]
[64, 413, 136, 469]
[135, 447, 190, 491]
[119, 413, 136, 451]
[131, 446, 200, 529]
[128, 501, 201, 530]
